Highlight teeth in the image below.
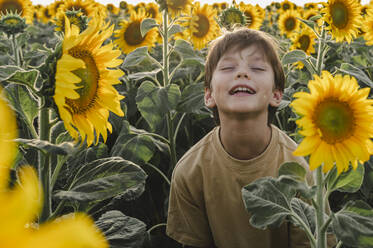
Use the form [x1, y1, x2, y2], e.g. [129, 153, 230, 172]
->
[233, 87, 254, 94]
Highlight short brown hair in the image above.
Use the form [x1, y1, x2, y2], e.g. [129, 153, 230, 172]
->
[205, 27, 285, 125]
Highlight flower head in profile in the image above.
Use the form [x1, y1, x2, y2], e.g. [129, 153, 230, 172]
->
[238, 3, 264, 30]
[291, 71, 373, 174]
[321, 0, 362, 43]
[54, 16, 124, 146]
[362, 6, 373, 45]
[0, 0, 33, 24]
[165, 0, 193, 17]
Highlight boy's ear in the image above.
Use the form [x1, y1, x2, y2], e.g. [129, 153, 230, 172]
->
[204, 87, 216, 108]
[269, 88, 283, 107]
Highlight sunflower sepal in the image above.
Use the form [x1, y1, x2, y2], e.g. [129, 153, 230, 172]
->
[325, 163, 364, 194]
[0, 11, 27, 36]
[140, 18, 159, 38]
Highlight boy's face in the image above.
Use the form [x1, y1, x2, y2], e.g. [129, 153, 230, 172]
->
[204, 44, 282, 120]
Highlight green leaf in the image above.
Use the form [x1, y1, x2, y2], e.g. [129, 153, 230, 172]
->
[281, 50, 307, 64]
[279, 162, 307, 182]
[242, 176, 297, 229]
[95, 210, 147, 248]
[174, 39, 204, 66]
[337, 63, 373, 88]
[140, 18, 158, 37]
[326, 164, 364, 193]
[290, 198, 316, 234]
[136, 81, 181, 130]
[177, 82, 206, 114]
[7, 69, 39, 89]
[55, 157, 147, 202]
[123, 47, 149, 68]
[16, 138, 75, 155]
[168, 24, 183, 36]
[332, 200, 373, 248]
[5, 84, 38, 130]
[297, 18, 315, 31]
[0, 65, 21, 81]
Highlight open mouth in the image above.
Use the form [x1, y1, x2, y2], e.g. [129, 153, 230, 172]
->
[229, 86, 256, 95]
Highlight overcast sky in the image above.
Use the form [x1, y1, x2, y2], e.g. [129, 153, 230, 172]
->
[31, 0, 371, 8]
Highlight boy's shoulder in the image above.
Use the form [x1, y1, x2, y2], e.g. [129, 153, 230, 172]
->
[172, 127, 218, 181]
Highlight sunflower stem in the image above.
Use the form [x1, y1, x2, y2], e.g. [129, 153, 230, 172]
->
[163, 10, 177, 168]
[11, 34, 21, 67]
[315, 166, 327, 248]
[38, 103, 52, 223]
[315, 26, 325, 75]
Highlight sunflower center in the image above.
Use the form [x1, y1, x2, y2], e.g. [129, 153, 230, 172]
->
[330, 2, 349, 29]
[147, 7, 157, 18]
[67, 47, 99, 114]
[314, 98, 354, 144]
[69, 5, 87, 16]
[298, 35, 310, 51]
[4, 17, 21, 25]
[285, 17, 296, 31]
[0, 0, 22, 14]
[193, 14, 210, 38]
[124, 21, 145, 46]
[226, 11, 243, 25]
[283, 3, 291, 11]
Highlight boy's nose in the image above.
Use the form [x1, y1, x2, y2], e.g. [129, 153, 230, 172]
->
[235, 72, 249, 79]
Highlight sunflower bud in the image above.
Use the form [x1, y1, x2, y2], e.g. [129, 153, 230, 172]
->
[0, 11, 27, 36]
[218, 6, 246, 30]
[54, 10, 88, 33]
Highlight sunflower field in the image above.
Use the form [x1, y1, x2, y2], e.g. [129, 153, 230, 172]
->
[0, 0, 372, 247]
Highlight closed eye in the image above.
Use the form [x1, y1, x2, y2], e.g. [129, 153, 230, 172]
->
[220, 67, 234, 71]
[251, 67, 266, 71]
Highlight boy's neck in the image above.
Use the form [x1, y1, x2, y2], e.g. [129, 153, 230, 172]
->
[218, 117, 272, 160]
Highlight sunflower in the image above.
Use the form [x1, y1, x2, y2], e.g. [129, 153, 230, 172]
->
[218, 6, 246, 30]
[279, 0, 296, 13]
[0, 0, 33, 24]
[291, 71, 373, 174]
[36, 5, 53, 24]
[106, 3, 120, 15]
[49, 0, 64, 17]
[0, 87, 17, 171]
[185, 2, 220, 50]
[145, 2, 161, 23]
[54, 9, 88, 33]
[290, 28, 317, 54]
[57, 0, 105, 19]
[166, 0, 193, 17]
[321, 0, 362, 43]
[114, 8, 158, 54]
[54, 16, 124, 146]
[239, 3, 264, 30]
[362, 6, 373, 45]
[278, 9, 301, 38]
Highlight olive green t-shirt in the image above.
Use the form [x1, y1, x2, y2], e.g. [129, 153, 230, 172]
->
[166, 125, 312, 248]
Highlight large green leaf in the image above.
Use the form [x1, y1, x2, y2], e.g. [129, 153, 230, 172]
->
[95, 210, 147, 248]
[136, 81, 181, 130]
[5, 84, 38, 130]
[278, 162, 307, 182]
[0, 65, 21, 81]
[326, 164, 364, 193]
[55, 157, 147, 202]
[242, 176, 296, 229]
[140, 18, 158, 37]
[281, 50, 307, 64]
[16, 138, 75, 155]
[337, 63, 373, 88]
[177, 82, 206, 114]
[332, 200, 373, 248]
[174, 39, 204, 66]
[122, 47, 149, 68]
[290, 198, 316, 234]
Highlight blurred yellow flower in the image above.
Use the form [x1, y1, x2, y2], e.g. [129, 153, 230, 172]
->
[239, 3, 264, 30]
[362, 6, 373, 45]
[185, 2, 220, 50]
[0, 0, 33, 24]
[166, 0, 193, 17]
[278, 9, 301, 38]
[291, 71, 373, 174]
[0, 87, 108, 248]
[321, 0, 362, 43]
[54, 16, 124, 146]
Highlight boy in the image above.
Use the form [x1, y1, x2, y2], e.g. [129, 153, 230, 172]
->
[166, 28, 312, 248]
